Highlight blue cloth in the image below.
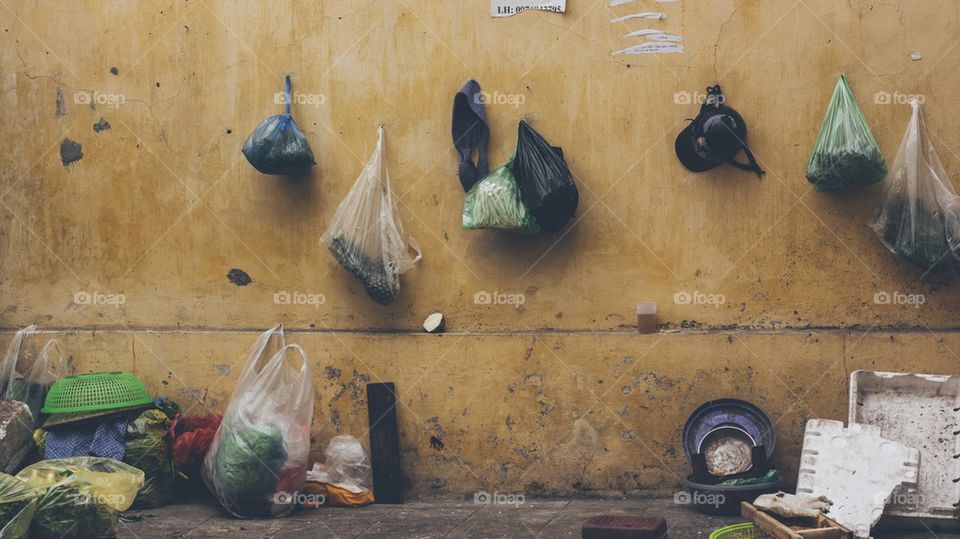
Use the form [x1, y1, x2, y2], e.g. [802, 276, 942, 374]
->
[45, 416, 127, 460]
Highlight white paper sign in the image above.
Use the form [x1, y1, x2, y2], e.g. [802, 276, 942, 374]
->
[491, 0, 567, 17]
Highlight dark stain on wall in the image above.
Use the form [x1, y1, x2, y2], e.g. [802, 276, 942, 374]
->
[226, 268, 251, 286]
[55, 87, 67, 116]
[93, 117, 111, 132]
[59, 139, 82, 166]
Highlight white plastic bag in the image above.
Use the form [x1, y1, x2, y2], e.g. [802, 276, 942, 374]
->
[872, 100, 960, 275]
[203, 325, 314, 518]
[306, 434, 372, 490]
[321, 126, 421, 305]
[0, 325, 67, 424]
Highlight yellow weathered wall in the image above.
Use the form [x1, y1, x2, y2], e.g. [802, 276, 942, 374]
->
[2, 0, 960, 497]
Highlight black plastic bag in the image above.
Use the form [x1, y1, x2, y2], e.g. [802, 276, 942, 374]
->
[510, 121, 579, 231]
[242, 75, 316, 176]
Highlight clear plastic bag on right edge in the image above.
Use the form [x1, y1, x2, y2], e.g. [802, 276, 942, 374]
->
[806, 74, 887, 191]
[871, 100, 960, 276]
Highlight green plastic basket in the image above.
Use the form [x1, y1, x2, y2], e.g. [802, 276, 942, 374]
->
[42, 372, 152, 414]
[709, 523, 767, 539]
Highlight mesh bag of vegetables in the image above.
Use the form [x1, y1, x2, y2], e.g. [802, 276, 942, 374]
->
[0, 472, 38, 539]
[871, 100, 960, 276]
[806, 75, 887, 191]
[203, 326, 314, 518]
[241, 75, 316, 176]
[463, 162, 540, 234]
[321, 126, 421, 305]
[124, 409, 176, 509]
[0, 326, 67, 426]
[17, 457, 144, 539]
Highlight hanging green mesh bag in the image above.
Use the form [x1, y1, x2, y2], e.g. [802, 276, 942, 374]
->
[806, 74, 887, 192]
[463, 162, 540, 235]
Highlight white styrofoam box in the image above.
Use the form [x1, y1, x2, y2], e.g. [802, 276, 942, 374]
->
[849, 371, 960, 525]
[798, 419, 920, 538]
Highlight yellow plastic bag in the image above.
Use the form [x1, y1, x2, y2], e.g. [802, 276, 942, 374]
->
[16, 457, 144, 512]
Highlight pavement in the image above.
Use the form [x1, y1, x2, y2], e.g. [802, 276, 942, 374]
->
[118, 496, 960, 538]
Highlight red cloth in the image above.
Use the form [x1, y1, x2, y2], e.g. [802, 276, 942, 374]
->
[172, 415, 221, 468]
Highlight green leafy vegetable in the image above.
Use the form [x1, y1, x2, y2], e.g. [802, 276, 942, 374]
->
[0, 472, 37, 538]
[124, 409, 176, 509]
[212, 426, 287, 517]
[875, 193, 960, 276]
[30, 485, 118, 539]
[463, 163, 540, 234]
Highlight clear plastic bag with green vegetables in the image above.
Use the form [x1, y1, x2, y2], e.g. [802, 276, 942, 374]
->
[321, 127, 421, 305]
[203, 326, 315, 518]
[463, 162, 540, 234]
[17, 457, 144, 539]
[871, 100, 960, 276]
[806, 75, 887, 191]
[0, 472, 38, 539]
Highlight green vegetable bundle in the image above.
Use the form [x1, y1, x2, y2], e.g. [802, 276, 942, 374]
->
[872, 101, 960, 277]
[806, 75, 886, 191]
[15, 457, 143, 539]
[329, 236, 399, 305]
[0, 473, 37, 539]
[874, 192, 960, 276]
[31, 485, 118, 539]
[124, 409, 176, 509]
[463, 163, 540, 234]
[211, 426, 288, 518]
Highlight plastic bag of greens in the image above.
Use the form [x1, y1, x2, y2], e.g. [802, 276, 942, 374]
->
[806, 75, 887, 191]
[242, 75, 316, 176]
[463, 162, 540, 234]
[124, 409, 176, 509]
[321, 127, 421, 305]
[0, 326, 67, 426]
[0, 472, 38, 539]
[203, 326, 314, 518]
[17, 457, 144, 539]
[510, 120, 579, 232]
[872, 100, 960, 276]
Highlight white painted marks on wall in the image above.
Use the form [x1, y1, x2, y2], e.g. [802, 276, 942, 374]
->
[609, 0, 683, 54]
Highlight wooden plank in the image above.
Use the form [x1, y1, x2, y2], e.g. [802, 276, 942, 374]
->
[742, 502, 804, 539]
[367, 382, 403, 504]
[741, 502, 850, 539]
